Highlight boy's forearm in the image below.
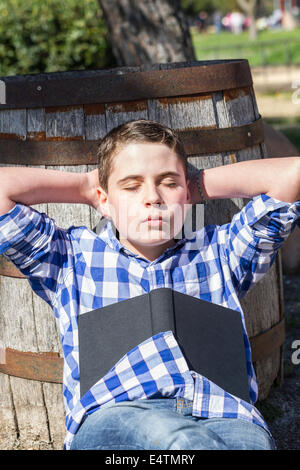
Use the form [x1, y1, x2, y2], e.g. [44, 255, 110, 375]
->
[0, 167, 93, 207]
[191, 157, 300, 204]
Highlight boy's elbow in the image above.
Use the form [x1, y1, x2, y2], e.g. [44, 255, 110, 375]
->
[266, 157, 300, 203]
[287, 157, 300, 202]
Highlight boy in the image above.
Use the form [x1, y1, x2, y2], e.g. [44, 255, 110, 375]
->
[0, 119, 299, 450]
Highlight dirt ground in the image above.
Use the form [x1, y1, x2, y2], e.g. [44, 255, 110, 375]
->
[256, 273, 300, 450]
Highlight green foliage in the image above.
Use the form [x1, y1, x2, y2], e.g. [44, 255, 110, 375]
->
[181, 0, 280, 18]
[0, 0, 116, 76]
[180, 0, 238, 17]
[180, 0, 215, 17]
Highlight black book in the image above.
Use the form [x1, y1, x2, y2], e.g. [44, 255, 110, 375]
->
[78, 287, 250, 402]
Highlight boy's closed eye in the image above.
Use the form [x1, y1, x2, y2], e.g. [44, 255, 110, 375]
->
[123, 181, 178, 191]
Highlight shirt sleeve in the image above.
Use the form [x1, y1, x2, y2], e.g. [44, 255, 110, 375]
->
[0, 203, 72, 307]
[219, 194, 300, 298]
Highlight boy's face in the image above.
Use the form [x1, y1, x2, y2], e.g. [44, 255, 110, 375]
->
[97, 142, 191, 261]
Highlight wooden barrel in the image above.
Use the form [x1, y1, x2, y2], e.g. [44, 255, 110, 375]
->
[0, 60, 285, 450]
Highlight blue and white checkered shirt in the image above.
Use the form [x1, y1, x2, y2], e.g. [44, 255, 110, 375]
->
[1, 194, 299, 450]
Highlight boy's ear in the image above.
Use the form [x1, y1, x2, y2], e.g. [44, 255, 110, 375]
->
[96, 187, 112, 220]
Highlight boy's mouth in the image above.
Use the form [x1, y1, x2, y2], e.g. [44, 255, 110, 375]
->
[140, 215, 165, 229]
[148, 216, 162, 221]
[143, 215, 163, 222]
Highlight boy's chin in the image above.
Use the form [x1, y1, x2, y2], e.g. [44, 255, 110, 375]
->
[122, 230, 176, 248]
[130, 234, 174, 246]
[140, 237, 174, 247]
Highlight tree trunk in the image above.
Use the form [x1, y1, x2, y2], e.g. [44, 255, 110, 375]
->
[236, 0, 258, 40]
[97, 0, 195, 66]
[248, 14, 257, 40]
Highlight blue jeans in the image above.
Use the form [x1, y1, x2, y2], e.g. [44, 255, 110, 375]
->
[70, 398, 275, 450]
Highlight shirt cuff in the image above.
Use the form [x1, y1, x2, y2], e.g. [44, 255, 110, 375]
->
[244, 194, 300, 228]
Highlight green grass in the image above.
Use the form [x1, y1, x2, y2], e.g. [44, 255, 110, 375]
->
[192, 28, 300, 66]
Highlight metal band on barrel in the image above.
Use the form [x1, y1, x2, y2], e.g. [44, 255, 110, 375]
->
[0, 117, 264, 166]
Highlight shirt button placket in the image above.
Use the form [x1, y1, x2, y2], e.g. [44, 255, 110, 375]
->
[147, 264, 156, 290]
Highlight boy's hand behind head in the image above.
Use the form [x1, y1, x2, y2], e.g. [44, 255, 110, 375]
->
[84, 169, 103, 211]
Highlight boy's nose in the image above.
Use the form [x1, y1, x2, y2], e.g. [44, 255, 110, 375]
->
[143, 183, 163, 206]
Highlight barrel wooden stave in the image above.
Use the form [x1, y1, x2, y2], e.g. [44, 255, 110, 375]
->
[0, 373, 16, 450]
[0, 105, 53, 448]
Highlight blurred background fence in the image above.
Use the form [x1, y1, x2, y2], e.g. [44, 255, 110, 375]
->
[194, 37, 300, 66]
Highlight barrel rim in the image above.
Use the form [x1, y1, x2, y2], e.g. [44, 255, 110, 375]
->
[0, 59, 252, 109]
[0, 59, 250, 81]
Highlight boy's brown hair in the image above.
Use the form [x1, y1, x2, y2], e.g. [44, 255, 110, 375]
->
[97, 119, 188, 192]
